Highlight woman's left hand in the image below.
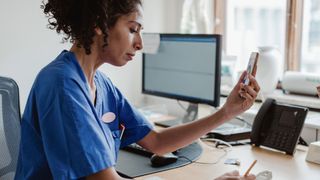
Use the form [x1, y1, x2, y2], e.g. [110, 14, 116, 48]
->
[221, 71, 260, 119]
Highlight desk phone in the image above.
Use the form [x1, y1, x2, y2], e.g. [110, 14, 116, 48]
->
[251, 98, 308, 155]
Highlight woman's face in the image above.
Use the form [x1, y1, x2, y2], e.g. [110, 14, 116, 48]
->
[98, 5, 144, 66]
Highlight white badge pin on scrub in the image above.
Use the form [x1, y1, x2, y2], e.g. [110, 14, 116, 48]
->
[101, 112, 116, 123]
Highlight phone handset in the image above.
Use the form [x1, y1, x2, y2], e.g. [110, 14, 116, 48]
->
[250, 98, 275, 145]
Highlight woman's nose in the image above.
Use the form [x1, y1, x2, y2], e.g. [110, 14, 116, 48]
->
[134, 35, 143, 51]
[134, 43, 142, 51]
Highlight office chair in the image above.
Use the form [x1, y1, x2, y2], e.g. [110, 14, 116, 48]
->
[0, 76, 21, 179]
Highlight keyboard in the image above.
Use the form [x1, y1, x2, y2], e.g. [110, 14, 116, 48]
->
[122, 143, 154, 157]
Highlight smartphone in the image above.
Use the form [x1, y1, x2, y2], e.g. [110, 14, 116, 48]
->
[243, 52, 259, 85]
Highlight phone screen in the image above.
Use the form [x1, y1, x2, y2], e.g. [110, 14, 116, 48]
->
[243, 52, 259, 85]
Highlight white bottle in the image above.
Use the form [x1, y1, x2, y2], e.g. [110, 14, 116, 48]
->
[255, 46, 281, 95]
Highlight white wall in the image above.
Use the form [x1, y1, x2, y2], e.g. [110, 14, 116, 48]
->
[143, 0, 184, 33]
[0, 0, 184, 111]
[0, 0, 70, 111]
[106, 0, 185, 107]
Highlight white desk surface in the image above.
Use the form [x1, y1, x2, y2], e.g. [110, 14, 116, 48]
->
[137, 141, 320, 180]
[140, 100, 320, 180]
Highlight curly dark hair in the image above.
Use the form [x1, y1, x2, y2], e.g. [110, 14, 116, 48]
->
[41, 0, 142, 54]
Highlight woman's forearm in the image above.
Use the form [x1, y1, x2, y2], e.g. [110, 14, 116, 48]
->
[147, 108, 232, 155]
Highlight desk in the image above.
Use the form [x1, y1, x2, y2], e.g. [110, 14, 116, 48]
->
[137, 141, 320, 180]
[138, 99, 320, 179]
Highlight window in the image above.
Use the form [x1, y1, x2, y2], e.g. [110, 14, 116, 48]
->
[225, 0, 287, 72]
[180, 0, 319, 74]
[301, 0, 320, 73]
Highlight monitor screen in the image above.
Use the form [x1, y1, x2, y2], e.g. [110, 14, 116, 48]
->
[142, 34, 221, 107]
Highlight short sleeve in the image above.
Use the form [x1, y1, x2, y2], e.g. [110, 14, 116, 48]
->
[114, 87, 154, 148]
[36, 78, 116, 179]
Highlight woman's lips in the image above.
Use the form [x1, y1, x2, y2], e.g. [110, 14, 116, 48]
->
[126, 53, 135, 60]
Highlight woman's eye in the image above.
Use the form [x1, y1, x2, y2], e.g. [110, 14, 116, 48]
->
[130, 28, 138, 33]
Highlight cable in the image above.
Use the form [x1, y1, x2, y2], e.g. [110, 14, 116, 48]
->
[183, 138, 232, 165]
[193, 148, 228, 165]
[202, 138, 233, 149]
[235, 116, 252, 127]
[298, 137, 309, 146]
[178, 148, 229, 165]
[201, 136, 251, 146]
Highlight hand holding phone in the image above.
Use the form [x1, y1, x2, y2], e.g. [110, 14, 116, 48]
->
[243, 52, 259, 86]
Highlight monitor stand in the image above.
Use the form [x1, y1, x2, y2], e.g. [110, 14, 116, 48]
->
[155, 103, 198, 127]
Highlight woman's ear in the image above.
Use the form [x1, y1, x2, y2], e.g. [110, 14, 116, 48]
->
[95, 27, 103, 36]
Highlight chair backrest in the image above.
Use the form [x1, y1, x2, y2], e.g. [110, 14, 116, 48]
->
[0, 76, 21, 180]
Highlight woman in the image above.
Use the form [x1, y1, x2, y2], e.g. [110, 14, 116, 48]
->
[15, 0, 259, 179]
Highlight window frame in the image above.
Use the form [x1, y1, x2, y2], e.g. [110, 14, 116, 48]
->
[213, 0, 304, 72]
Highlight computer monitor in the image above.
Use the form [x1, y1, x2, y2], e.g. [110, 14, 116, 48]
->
[142, 34, 221, 109]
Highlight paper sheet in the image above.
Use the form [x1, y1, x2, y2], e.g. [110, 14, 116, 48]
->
[142, 33, 160, 54]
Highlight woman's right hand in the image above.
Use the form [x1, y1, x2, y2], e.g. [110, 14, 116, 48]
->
[215, 170, 256, 180]
[220, 71, 260, 120]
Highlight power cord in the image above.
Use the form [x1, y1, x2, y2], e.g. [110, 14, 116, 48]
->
[193, 148, 228, 165]
[177, 148, 228, 165]
[202, 138, 233, 149]
[179, 138, 233, 165]
[235, 116, 252, 127]
[298, 137, 308, 146]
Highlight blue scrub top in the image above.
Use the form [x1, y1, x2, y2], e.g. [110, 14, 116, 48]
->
[15, 50, 153, 179]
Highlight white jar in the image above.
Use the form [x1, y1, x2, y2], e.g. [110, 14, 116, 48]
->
[255, 46, 281, 95]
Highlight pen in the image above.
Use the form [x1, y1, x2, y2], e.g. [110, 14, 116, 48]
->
[244, 160, 257, 176]
[119, 124, 125, 140]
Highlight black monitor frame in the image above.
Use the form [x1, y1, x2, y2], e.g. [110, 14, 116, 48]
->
[142, 33, 221, 107]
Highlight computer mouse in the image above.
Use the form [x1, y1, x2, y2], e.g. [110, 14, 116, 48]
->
[150, 153, 178, 167]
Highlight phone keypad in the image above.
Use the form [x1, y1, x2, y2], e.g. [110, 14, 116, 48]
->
[265, 130, 296, 150]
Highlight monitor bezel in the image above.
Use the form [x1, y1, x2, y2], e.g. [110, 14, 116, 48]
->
[142, 33, 221, 107]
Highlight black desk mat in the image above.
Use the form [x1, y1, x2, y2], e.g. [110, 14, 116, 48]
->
[116, 142, 203, 178]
